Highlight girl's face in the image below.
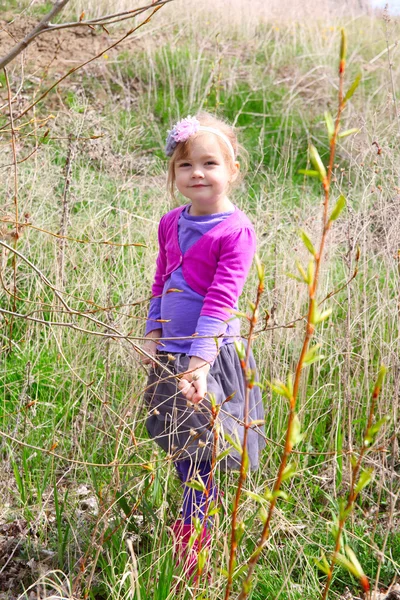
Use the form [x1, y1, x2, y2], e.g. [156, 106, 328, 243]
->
[174, 133, 239, 215]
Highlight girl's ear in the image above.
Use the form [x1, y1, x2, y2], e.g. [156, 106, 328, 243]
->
[230, 161, 240, 183]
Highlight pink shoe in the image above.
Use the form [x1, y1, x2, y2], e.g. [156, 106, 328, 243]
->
[171, 520, 211, 580]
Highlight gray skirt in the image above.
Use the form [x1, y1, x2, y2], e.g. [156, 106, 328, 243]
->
[144, 343, 265, 471]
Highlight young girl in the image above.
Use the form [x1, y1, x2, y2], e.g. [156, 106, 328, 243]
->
[142, 112, 265, 572]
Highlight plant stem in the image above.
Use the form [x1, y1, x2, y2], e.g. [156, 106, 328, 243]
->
[237, 32, 347, 600]
[224, 280, 264, 600]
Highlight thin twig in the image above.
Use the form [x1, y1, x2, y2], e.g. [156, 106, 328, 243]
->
[4, 67, 18, 353]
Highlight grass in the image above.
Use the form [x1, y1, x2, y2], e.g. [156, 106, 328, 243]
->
[1, 2, 400, 599]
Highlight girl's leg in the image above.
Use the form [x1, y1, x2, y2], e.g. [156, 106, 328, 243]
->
[175, 460, 217, 526]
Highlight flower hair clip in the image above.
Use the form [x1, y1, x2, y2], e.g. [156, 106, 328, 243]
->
[165, 116, 200, 156]
[165, 115, 236, 160]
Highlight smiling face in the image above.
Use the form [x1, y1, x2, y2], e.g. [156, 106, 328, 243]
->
[173, 132, 239, 215]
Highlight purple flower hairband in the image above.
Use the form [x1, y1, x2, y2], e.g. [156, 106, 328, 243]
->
[165, 116, 236, 160]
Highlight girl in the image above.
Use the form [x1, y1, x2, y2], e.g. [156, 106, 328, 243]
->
[142, 112, 265, 573]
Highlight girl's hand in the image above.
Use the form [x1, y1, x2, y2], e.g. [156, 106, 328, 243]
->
[141, 329, 161, 366]
[178, 356, 210, 404]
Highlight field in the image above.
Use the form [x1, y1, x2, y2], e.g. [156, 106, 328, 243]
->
[0, 0, 400, 598]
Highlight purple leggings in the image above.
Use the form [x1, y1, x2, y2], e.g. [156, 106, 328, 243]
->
[175, 460, 217, 525]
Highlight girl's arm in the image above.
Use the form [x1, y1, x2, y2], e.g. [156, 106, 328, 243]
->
[141, 327, 162, 366]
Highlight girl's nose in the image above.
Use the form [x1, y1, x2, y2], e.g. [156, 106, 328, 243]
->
[192, 168, 204, 178]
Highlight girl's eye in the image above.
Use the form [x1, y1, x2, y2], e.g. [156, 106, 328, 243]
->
[206, 161, 217, 165]
[179, 163, 191, 167]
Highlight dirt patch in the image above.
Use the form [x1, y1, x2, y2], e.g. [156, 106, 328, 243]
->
[0, 15, 143, 72]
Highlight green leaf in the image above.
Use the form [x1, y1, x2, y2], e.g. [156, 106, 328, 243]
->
[286, 272, 303, 283]
[314, 307, 333, 324]
[208, 392, 216, 408]
[197, 547, 208, 571]
[314, 554, 331, 575]
[234, 340, 246, 360]
[208, 506, 220, 516]
[185, 479, 206, 493]
[298, 169, 320, 178]
[366, 415, 390, 441]
[234, 520, 245, 543]
[224, 432, 243, 454]
[375, 364, 388, 391]
[192, 517, 202, 535]
[340, 28, 347, 62]
[281, 462, 297, 481]
[344, 73, 362, 103]
[329, 195, 346, 221]
[296, 260, 309, 283]
[233, 564, 249, 581]
[229, 309, 249, 319]
[338, 498, 352, 521]
[254, 254, 265, 284]
[336, 546, 368, 583]
[300, 230, 317, 257]
[344, 545, 367, 579]
[215, 448, 232, 462]
[338, 128, 359, 139]
[220, 568, 229, 578]
[335, 553, 358, 577]
[259, 506, 268, 523]
[289, 414, 304, 447]
[272, 490, 289, 501]
[267, 379, 292, 399]
[245, 490, 266, 504]
[303, 344, 324, 366]
[324, 111, 335, 141]
[309, 144, 327, 180]
[354, 469, 373, 496]
[264, 487, 273, 501]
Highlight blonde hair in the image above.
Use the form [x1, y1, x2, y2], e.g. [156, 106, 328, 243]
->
[167, 112, 246, 199]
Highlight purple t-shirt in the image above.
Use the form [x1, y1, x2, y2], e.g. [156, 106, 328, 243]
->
[146, 206, 240, 362]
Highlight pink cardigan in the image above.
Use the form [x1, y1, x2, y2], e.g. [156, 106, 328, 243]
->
[152, 205, 256, 321]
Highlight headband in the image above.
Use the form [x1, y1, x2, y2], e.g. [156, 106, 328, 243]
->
[165, 116, 236, 161]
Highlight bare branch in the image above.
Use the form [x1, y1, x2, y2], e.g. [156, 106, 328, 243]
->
[0, 3, 165, 129]
[40, 0, 172, 31]
[0, 0, 71, 70]
[0, 0, 171, 71]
